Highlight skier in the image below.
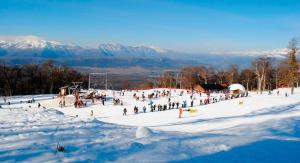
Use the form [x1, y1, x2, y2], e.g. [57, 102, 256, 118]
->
[123, 108, 127, 116]
[143, 106, 146, 113]
[176, 102, 179, 109]
[38, 103, 41, 108]
[179, 108, 183, 118]
[191, 100, 194, 107]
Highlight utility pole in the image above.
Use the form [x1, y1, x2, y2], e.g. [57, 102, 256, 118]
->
[275, 69, 278, 89]
[88, 74, 91, 90]
[105, 73, 108, 90]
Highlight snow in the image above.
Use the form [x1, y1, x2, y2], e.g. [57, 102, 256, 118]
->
[229, 83, 246, 92]
[0, 35, 70, 49]
[135, 126, 153, 138]
[1, 88, 300, 162]
[0, 94, 56, 105]
[209, 48, 290, 58]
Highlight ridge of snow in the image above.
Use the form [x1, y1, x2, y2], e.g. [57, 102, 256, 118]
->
[98, 43, 167, 54]
[209, 48, 291, 58]
[0, 35, 72, 49]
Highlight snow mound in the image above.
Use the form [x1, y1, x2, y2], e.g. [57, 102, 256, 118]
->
[135, 126, 153, 138]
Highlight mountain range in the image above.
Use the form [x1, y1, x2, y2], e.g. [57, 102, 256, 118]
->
[0, 36, 291, 69]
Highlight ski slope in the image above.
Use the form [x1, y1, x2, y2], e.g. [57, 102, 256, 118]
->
[1, 88, 300, 162]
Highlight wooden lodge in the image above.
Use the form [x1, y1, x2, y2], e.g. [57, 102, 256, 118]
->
[194, 84, 227, 92]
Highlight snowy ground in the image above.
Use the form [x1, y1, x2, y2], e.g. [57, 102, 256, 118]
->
[1, 88, 300, 162]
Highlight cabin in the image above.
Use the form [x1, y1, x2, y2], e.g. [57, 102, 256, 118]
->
[194, 84, 227, 92]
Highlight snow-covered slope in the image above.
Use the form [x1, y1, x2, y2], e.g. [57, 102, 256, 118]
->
[1, 88, 300, 162]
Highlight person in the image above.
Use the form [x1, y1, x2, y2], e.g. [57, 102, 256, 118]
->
[176, 102, 179, 109]
[191, 100, 194, 107]
[143, 106, 146, 113]
[123, 108, 127, 116]
[148, 100, 154, 108]
[277, 90, 279, 95]
[183, 100, 187, 108]
[157, 104, 161, 111]
[134, 106, 139, 114]
[90, 110, 94, 116]
[163, 104, 166, 111]
[179, 108, 183, 118]
[38, 103, 41, 108]
[101, 98, 105, 106]
[285, 92, 288, 97]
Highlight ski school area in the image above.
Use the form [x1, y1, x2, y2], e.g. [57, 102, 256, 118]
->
[1, 84, 250, 129]
[1, 84, 300, 162]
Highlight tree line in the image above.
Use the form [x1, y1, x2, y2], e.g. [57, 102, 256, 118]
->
[0, 60, 87, 96]
[155, 38, 299, 93]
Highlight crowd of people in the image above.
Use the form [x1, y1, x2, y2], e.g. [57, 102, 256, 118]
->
[121, 89, 251, 117]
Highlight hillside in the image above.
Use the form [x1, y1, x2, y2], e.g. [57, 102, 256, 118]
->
[1, 88, 300, 162]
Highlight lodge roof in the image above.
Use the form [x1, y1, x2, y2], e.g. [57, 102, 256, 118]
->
[195, 84, 227, 91]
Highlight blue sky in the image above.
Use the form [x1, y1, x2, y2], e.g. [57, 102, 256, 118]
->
[0, 0, 300, 53]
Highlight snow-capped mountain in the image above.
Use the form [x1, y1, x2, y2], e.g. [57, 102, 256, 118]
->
[209, 48, 290, 59]
[98, 43, 165, 58]
[0, 36, 175, 68]
[0, 36, 165, 59]
[0, 35, 69, 49]
[0, 35, 293, 68]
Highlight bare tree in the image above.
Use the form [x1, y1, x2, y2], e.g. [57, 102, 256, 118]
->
[225, 64, 239, 85]
[240, 68, 255, 91]
[216, 69, 226, 84]
[198, 66, 209, 84]
[252, 57, 272, 93]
